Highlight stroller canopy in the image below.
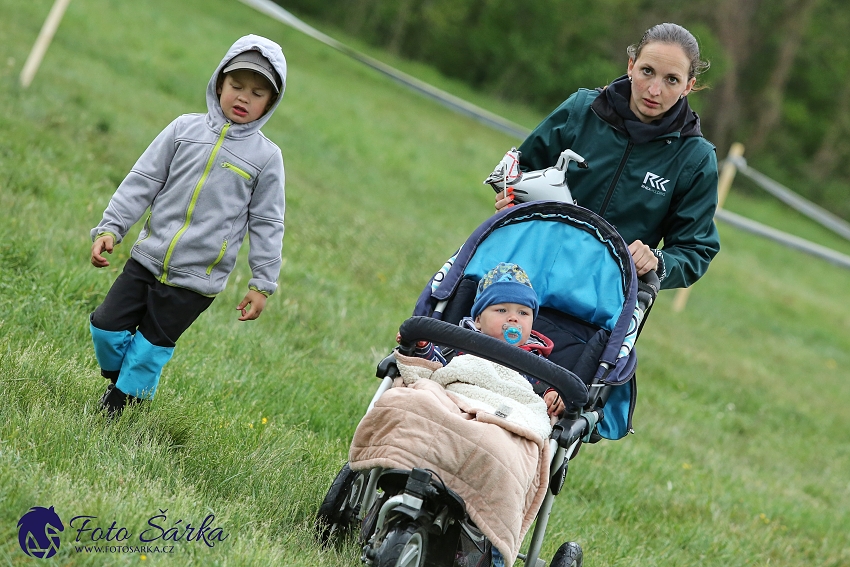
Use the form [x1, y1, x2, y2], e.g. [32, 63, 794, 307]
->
[414, 201, 639, 384]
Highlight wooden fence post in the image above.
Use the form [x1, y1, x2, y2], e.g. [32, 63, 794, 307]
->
[672, 142, 745, 312]
[20, 0, 73, 89]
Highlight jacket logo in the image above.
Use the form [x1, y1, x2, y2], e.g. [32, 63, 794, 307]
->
[642, 172, 670, 195]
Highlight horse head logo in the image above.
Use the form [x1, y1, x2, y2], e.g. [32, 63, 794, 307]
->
[17, 506, 64, 559]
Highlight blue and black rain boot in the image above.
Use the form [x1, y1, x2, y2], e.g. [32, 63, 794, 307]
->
[114, 331, 174, 403]
[90, 317, 133, 384]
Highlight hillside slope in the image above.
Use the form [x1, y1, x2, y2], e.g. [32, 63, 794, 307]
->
[0, 0, 847, 565]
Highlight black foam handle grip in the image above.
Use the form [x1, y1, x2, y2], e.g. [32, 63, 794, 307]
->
[637, 269, 660, 311]
[397, 316, 588, 410]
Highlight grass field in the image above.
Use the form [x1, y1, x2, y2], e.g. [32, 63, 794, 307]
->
[1, 0, 849, 565]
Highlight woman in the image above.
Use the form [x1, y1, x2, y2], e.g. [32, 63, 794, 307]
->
[496, 23, 719, 289]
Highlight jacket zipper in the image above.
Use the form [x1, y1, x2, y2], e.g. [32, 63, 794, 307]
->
[599, 140, 634, 217]
[160, 122, 230, 282]
[206, 240, 228, 275]
[221, 161, 251, 180]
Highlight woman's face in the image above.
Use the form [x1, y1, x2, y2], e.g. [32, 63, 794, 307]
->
[627, 42, 696, 123]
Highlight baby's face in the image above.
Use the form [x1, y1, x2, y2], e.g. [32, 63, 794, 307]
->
[217, 69, 273, 124]
[474, 302, 534, 345]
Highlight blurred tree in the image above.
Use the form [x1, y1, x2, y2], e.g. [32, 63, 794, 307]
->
[277, 0, 850, 218]
[747, 0, 822, 152]
[702, 0, 761, 156]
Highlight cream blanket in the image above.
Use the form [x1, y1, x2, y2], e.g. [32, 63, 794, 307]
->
[349, 353, 552, 566]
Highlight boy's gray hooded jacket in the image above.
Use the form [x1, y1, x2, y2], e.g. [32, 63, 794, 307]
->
[92, 35, 287, 296]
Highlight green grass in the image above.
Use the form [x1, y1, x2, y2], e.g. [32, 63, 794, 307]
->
[1, 0, 849, 565]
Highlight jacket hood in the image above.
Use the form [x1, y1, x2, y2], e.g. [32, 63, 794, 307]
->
[592, 75, 702, 141]
[206, 34, 287, 136]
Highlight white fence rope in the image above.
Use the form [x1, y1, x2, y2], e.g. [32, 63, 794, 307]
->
[714, 209, 850, 270]
[727, 156, 850, 242]
[238, 0, 531, 139]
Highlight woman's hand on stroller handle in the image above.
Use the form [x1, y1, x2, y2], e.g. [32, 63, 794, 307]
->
[628, 240, 659, 276]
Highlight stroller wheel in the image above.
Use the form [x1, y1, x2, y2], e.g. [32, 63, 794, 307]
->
[315, 463, 364, 545]
[373, 522, 428, 567]
[551, 541, 583, 567]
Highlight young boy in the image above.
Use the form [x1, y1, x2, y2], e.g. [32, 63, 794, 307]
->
[88, 35, 287, 415]
[409, 262, 565, 417]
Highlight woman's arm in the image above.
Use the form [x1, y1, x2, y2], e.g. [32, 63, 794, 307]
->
[655, 149, 721, 289]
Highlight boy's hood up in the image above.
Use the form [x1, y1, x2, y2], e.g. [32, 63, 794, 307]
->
[206, 34, 287, 136]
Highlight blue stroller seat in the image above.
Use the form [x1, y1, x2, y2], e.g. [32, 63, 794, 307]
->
[414, 200, 646, 440]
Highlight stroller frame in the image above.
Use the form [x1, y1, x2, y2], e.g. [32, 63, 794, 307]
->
[317, 202, 658, 567]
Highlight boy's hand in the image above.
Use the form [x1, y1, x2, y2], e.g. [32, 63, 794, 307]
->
[91, 235, 115, 268]
[237, 290, 267, 321]
[544, 389, 565, 417]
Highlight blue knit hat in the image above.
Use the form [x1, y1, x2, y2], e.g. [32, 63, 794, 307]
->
[470, 262, 539, 321]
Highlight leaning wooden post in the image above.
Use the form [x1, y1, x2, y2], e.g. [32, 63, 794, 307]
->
[20, 0, 73, 88]
[672, 142, 745, 312]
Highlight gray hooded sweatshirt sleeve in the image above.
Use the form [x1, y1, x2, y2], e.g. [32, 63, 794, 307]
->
[92, 35, 287, 297]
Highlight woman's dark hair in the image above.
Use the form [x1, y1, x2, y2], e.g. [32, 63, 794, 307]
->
[627, 23, 710, 83]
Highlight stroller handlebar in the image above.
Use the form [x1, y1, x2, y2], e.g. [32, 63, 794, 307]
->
[396, 316, 589, 412]
[637, 269, 660, 312]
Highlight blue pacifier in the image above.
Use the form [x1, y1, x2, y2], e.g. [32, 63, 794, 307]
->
[502, 323, 523, 345]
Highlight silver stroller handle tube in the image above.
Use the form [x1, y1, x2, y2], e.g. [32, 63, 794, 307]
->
[431, 299, 449, 319]
[359, 467, 384, 522]
[366, 376, 393, 413]
[521, 438, 581, 566]
[370, 352, 401, 411]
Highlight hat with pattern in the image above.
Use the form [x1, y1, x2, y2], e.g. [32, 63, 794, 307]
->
[470, 262, 539, 320]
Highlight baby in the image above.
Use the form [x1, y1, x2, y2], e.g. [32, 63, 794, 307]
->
[389, 262, 562, 566]
[411, 262, 565, 417]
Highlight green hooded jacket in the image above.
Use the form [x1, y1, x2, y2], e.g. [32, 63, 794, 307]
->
[517, 80, 720, 289]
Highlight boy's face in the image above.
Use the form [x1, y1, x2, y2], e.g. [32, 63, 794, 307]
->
[474, 302, 534, 346]
[217, 69, 274, 124]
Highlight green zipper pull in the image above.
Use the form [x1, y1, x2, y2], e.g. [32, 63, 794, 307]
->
[221, 161, 251, 180]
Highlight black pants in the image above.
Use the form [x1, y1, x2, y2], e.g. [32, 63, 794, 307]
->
[91, 258, 215, 347]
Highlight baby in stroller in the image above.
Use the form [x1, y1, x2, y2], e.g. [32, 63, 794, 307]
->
[377, 261, 560, 566]
[316, 201, 658, 567]
[407, 261, 565, 419]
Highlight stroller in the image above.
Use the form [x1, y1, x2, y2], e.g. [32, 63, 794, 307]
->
[315, 200, 658, 567]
